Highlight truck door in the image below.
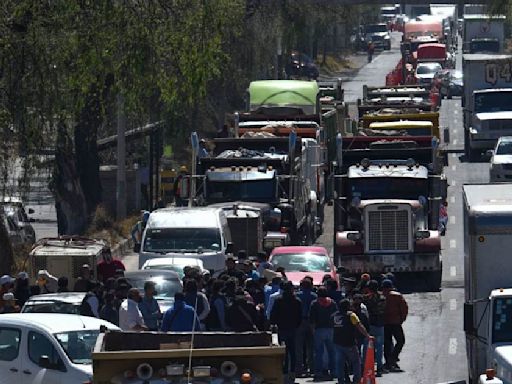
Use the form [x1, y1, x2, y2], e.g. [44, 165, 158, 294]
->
[0, 326, 22, 384]
[23, 330, 65, 384]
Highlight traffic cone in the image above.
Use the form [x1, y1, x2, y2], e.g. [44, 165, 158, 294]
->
[360, 337, 376, 384]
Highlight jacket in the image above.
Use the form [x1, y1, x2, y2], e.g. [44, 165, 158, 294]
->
[309, 297, 337, 329]
[161, 300, 200, 332]
[384, 290, 408, 325]
[226, 297, 259, 332]
[270, 293, 302, 330]
[364, 292, 386, 327]
[297, 289, 318, 319]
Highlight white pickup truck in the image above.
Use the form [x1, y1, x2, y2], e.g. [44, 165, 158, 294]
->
[463, 184, 512, 384]
[463, 54, 512, 161]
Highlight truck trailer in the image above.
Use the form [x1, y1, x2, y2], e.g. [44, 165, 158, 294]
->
[463, 15, 505, 54]
[463, 184, 512, 384]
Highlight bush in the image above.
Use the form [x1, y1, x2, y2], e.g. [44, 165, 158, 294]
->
[89, 205, 115, 233]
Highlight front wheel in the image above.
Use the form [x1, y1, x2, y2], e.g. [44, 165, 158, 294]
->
[424, 269, 442, 292]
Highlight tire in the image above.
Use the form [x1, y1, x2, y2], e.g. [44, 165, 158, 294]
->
[447, 89, 452, 99]
[425, 269, 442, 292]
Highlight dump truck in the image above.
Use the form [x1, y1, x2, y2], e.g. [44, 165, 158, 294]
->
[463, 184, 512, 384]
[192, 133, 314, 252]
[92, 331, 285, 384]
[462, 54, 512, 160]
[333, 135, 447, 290]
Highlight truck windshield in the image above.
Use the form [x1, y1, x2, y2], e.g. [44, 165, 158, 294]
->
[470, 40, 499, 54]
[496, 141, 512, 155]
[475, 92, 512, 113]
[270, 253, 331, 272]
[350, 177, 428, 200]
[206, 180, 276, 203]
[54, 330, 100, 365]
[143, 228, 221, 253]
[492, 298, 512, 343]
[365, 25, 387, 33]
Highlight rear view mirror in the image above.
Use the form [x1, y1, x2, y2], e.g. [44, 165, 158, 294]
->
[486, 150, 494, 158]
[464, 302, 476, 335]
[39, 355, 52, 369]
[225, 242, 234, 254]
[28, 208, 35, 214]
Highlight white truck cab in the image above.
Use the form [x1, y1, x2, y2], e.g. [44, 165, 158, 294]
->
[0, 313, 119, 384]
[139, 207, 233, 274]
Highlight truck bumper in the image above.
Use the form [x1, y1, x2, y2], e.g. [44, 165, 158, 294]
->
[264, 232, 290, 251]
[336, 252, 441, 274]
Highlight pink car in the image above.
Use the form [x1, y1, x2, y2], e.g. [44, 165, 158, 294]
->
[269, 246, 337, 286]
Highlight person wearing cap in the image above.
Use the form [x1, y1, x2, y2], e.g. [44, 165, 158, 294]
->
[309, 286, 336, 380]
[382, 279, 408, 372]
[0, 292, 19, 314]
[0, 274, 13, 310]
[270, 281, 302, 380]
[198, 139, 209, 158]
[97, 248, 126, 282]
[342, 277, 357, 298]
[139, 281, 162, 331]
[37, 270, 58, 294]
[363, 280, 387, 376]
[131, 211, 150, 251]
[119, 288, 147, 331]
[219, 257, 245, 285]
[14, 272, 30, 307]
[73, 264, 93, 292]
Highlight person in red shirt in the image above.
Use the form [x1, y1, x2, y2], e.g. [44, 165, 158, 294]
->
[97, 249, 125, 283]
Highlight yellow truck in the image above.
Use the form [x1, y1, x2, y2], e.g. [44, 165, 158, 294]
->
[360, 109, 440, 136]
[92, 331, 285, 384]
[367, 120, 438, 138]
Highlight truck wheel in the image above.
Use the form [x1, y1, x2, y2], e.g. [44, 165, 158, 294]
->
[425, 270, 442, 292]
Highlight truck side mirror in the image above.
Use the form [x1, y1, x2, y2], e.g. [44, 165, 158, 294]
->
[28, 208, 35, 214]
[225, 242, 234, 254]
[464, 302, 476, 335]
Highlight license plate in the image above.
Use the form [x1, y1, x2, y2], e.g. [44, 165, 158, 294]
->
[382, 255, 395, 265]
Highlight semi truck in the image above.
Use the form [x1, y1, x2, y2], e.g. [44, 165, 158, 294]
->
[462, 54, 512, 161]
[92, 331, 285, 384]
[463, 184, 512, 384]
[463, 15, 506, 54]
[333, 135, 447, 290]
[192, 133, 315, 252]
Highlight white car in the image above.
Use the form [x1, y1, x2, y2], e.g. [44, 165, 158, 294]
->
[489, 136, 512, 182]
[141, 256, 205, 278]
[415, 62, 443, 87]
[0, 313, 119, 384]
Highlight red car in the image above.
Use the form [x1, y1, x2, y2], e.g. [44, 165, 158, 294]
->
[269, 246, 337, 286]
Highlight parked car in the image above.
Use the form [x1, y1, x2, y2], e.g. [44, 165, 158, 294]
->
[269, 246, 337, 286]
[436, 69, 463, 99]
[285, 51, 319, 80]
[2, 197, 36, 245]
[141, 257, 205, 278]
[3, 214, 23, 246]
[21, 292, 86, 314]
[125, 270, 183, 313]
[415, 62, 443, 87]
[0, 313, 118, 384]
[362, 23, 391, 50]
[489, 136, 512, 182]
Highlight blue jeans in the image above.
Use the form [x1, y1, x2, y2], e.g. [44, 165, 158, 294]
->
[314, 328, 335, 375]
[370, 325, 384, 371]
[335, 345, 361, 384]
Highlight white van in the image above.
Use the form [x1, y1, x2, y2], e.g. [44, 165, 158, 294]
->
[0, 313, 119, 384]
[139, 207, 233, 274]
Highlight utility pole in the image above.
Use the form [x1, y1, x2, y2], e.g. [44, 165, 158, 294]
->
[116, 94, 127, 219]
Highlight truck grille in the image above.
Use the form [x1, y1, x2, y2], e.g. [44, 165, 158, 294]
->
[368, 209, 409, 251]
[227, 216, 262, 256]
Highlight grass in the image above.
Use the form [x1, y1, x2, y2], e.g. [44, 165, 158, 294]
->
[86, 205, 139, 248]
[317, 54, 355, 74]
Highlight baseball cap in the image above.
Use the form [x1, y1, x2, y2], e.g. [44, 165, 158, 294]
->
[0, 275, 13, 286]
[17, 272, 29, 280]
[381, 279, 394, 289]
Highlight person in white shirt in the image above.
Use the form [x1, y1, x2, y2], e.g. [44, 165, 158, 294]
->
[119, 288, 148, 331]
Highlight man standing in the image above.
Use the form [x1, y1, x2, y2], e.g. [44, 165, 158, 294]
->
[219, 257, 246, 285]
[382, 279, 408, 372]
[131, 211, 150, 252]
[270, 281, 302, 382]
[139, 281, 162, 331]
[295, 278, 317, 377]
[309, 287, 337, 381]
[161, 292, 201, 332]
[97, 249, 125, 282]
[332, 299, 371, 384]
[364, 280, 387, 376]
[118, 288, 147, 331]
[73, 264, 93, 292]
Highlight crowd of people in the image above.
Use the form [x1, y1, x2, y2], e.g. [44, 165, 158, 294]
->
[0, 248, 408, 383]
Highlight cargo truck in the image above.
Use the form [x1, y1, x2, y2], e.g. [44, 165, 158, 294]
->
[463, 184, 512, 384]
[463, 15, 505, 54]
[333, 134, 447, 290]
[92, 331, 285, 384]
[462, 54, 512, 161]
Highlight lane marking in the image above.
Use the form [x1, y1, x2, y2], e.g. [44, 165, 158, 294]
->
[454, 110, 458, 115]
[451, 153, 457, 159]
[449, 338, 458, 355]
[450, 299, 457, 311]
[450, 266, 457, 276]
[450, 196, 456, 204]
[450, 240, 456, 249]
[450, 216, 456, 224]
[453, 139, 458, 145]
[452, 180, 457, 187]
[453, 129, 458, 134]
[451, 165, 457, 171]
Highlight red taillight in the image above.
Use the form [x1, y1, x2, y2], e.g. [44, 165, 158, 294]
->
[486, 368, 496, 380]
[280, 227, 288, 233]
